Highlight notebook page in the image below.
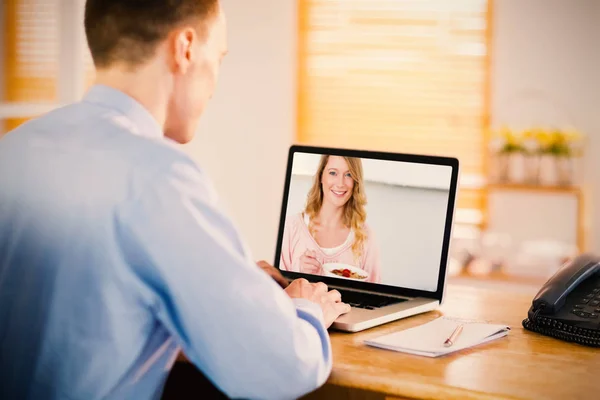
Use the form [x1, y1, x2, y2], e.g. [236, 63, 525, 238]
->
[365, 316, 510, 355]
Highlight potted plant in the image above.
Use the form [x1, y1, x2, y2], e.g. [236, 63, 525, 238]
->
[535, 128, 583, 186]
[489, 127, 527, 184]
[520, 128, 542, 184]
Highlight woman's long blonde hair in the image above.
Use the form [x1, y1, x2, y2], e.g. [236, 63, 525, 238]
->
[304, 155, 367, 259]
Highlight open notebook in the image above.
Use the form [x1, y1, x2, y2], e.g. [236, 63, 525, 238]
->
[364, 316, 510, 357]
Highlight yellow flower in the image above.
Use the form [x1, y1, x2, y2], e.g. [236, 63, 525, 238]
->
[564, 129, 583, 143]
[535, 129, 552, 147]
[493, 126, 585, 156]
[522, 129, 535, 139]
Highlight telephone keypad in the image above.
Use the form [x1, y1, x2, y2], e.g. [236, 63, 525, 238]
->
[567, 284, 600, 319]
[551, 274, 600, 330]
[570, 310, 598, 319]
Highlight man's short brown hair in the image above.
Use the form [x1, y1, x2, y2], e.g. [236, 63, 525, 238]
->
[84, 0, 219, 68]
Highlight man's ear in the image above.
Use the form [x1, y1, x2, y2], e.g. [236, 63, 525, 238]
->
[171, 27, 195, 74]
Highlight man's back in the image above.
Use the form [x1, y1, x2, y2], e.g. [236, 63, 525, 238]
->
[0, 86, 194, 399]
[0, 1, 351, 397]
[0, 84, 336, 400]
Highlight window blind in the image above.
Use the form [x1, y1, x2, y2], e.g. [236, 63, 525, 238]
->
[297, 0, 491, 211]
[3, 0, 60, 130]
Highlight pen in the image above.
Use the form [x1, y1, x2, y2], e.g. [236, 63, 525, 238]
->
[444, 324, 463, 347]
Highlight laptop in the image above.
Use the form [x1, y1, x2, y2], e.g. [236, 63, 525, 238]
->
[274, 145, 459, 332]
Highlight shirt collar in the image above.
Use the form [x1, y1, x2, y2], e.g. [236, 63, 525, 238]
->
[82, 84, 164, 140]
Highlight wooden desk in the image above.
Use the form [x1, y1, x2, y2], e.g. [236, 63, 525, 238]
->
[303, 284, 600, 400]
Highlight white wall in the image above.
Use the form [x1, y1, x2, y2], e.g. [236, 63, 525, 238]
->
[182, 0, 296, 261]
[490, 0, 600, 253]
[182, 0, 600, 264]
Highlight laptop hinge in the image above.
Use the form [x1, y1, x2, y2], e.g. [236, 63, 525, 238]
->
[326, 284, 412, 300]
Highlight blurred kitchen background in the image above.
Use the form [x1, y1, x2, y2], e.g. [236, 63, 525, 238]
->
[1, 0, 599, 293]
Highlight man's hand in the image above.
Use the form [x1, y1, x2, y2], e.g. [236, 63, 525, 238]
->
[256, 260, 289, 289]
[284, 278, 351, 328]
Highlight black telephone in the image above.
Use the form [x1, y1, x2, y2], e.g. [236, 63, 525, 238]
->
[523, 253, 600, 347]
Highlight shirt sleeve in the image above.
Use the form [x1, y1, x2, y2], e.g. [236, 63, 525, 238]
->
[114, 158, 332, 400]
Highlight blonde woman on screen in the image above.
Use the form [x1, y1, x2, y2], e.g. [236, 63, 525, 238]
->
[280, 155, 381, 283]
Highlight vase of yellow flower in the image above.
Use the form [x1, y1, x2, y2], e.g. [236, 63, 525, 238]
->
[500, 127, 529, 183]
[536, 129, 583, 186]
[507, 152, 527, 183]
[489, 127, 526, 183]
[522, 128, 541, 184]
[556, 155, 574, 185]
[538, 154, 558, 186]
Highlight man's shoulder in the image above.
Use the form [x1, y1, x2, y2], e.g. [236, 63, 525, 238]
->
[119, 136, 214, 202]
[75, 101, 202, 175]
[2, 101, 210, 195]
[118, 131, 199, 178]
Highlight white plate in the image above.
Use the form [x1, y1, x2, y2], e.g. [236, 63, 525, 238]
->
[322, 263, 369, 281]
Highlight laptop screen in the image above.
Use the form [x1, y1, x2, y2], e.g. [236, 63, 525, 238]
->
[275, 147, 457, 296]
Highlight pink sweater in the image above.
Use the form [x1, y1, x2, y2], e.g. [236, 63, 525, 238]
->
[279, 213, 381, 283]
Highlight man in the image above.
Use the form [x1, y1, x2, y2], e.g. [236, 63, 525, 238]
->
[0, 1, 350, 399]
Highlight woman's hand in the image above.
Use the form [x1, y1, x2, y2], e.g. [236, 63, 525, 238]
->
[299, 250, 323, 274]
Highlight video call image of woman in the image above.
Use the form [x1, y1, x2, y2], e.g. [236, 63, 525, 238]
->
[280, 155, 381, 283]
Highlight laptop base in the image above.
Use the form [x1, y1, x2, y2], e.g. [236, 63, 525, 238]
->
[331, 297, 439, 333]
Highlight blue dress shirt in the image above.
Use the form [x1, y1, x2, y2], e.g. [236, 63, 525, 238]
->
[0, 85, 331, 400]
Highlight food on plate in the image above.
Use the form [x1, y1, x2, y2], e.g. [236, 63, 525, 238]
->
[331, 268, 367, 280]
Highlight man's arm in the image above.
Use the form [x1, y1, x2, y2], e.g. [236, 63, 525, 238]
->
[257, 260, 289, 288]
[115, 159, 332, 399]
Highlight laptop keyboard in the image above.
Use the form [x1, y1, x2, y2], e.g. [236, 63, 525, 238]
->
[337, 288, 406, 310]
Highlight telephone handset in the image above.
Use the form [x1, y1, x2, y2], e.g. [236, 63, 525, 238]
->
[523, 253, 600, 347]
